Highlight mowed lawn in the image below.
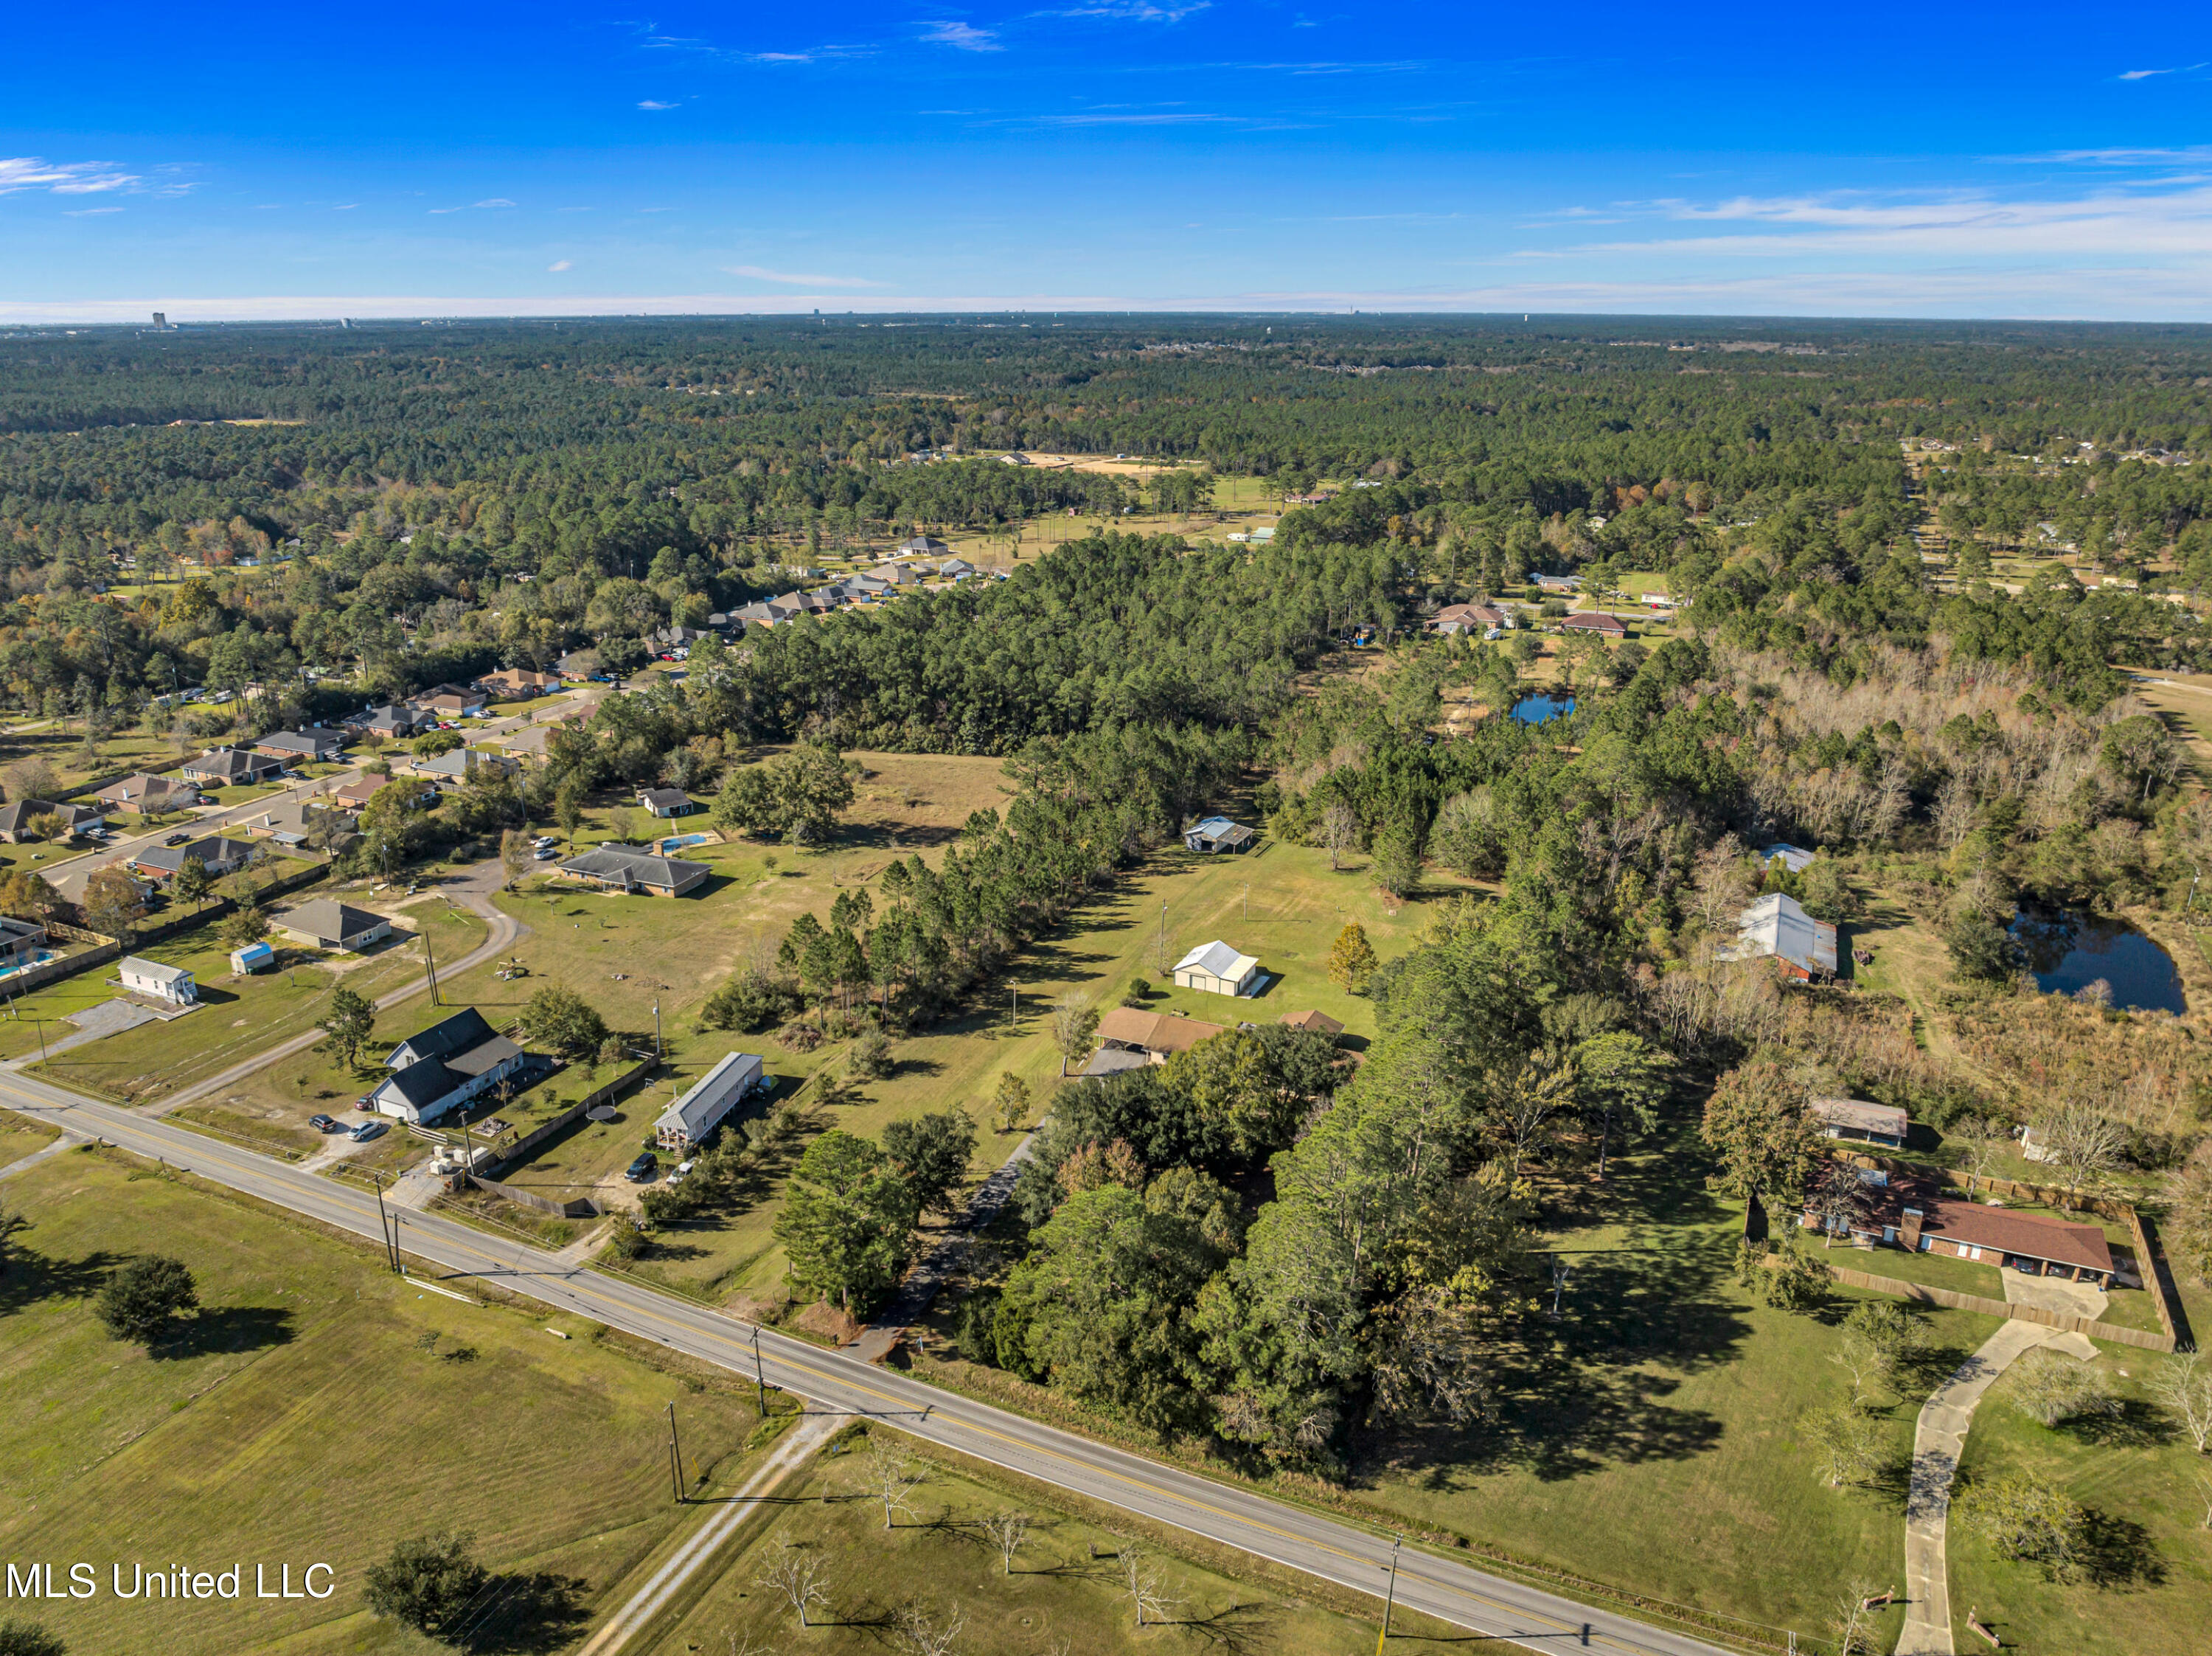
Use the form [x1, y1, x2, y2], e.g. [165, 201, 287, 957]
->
[4, 905, 476, 1110]
[0, 1104, 61, 1169]
[0, 1144, 776, 1656]
[1340, 1135, 1999, 1648]
[495, 779, 1465, 1306]
[1950, 1349, 2212, 1655]
[644, 1430, 1442, 1656]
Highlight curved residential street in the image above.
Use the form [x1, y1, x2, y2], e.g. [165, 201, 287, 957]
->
[0, 1068, 1733, 1656]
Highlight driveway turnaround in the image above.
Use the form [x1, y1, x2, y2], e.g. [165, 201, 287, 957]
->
[1, 1069, 1732, 1656]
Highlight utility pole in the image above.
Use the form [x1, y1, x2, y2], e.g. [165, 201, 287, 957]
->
[667, 1400, 686, 1503]
[423, 923, 439, 1008]
[1375, 1534, 1402, 1652]
[372, 1171, 399, 1272]
[751, 1325, 768, 1416]
[653, 1001, 662, 1059]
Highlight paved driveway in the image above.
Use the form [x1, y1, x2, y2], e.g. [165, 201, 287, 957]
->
[2000, 1265, 2109, 1320]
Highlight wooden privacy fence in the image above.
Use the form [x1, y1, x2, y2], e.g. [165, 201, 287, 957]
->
[1812, 1261, 2177, 1352]
[1829, 1148, 2192, 1352]
[466, 1172, 599, 1220]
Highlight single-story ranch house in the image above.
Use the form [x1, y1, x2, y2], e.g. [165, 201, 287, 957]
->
[1810, 1096, 1908, 1149]
[277, 899, 392, 953]
[556, 844, 711, 897]
[1802, 1174, 2118, 1286]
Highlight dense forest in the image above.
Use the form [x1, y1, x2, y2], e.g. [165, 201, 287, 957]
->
[7, 315, 2212, 1475]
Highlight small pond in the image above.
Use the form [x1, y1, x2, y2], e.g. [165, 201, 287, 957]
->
[1509, 693, 1577, 724]
[2008, 911, 2185, 1014]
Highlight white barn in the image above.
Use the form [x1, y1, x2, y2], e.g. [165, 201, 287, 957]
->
[1172, 939, 1262, 998]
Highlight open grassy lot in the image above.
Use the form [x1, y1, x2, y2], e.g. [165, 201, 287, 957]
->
[0, 1104, 60, 1169]
[4, 910, 453, 1104]
[642, 1427, 1444, 1656]
[1949, 1347, 2212, 1655]
[1338, 1141, 1999, 1646]
[543, 818, 1461, 1307]
[0, 1143, 776, 1656]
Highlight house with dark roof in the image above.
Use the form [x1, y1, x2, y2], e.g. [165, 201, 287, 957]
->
[1559, 612, 1630, 637]
[892, 533, 950, 559]
[0, 799, 105, 843]
[410, 746, 518, 785]
[636, 787, 699, 818]
[1279, 1009, 1346, 1037]
[408, 682, 490, 717]
[1802, 1172, 2118, 1286]
[340, 704, 423, 740]
[556, 843, 711, 897]
[368, 1007, 527, 1125]
[130, 835, 255, 883]
[94, 772, 204, 814]
[276, 898, 392, 952]
[253, 728, 347, 764]
[179, 747, 285, 786]
[0, 915, 50, 973]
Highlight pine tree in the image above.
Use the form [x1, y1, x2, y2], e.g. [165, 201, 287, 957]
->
[1327, 921, 1377, 990]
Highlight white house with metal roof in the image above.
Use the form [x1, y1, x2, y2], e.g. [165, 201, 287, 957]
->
[1171, 939, 1262, 998]
[655, 1052, 768, 1152]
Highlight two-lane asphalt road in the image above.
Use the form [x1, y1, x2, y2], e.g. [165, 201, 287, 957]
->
[0, 1071, 1735, 1656]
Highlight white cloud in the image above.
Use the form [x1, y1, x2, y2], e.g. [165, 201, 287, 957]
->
[919, 20, 1001, 50]
[63, 206, 123, 216]
[549, 260, 574, 271]
[1545, 183, 2212, 265]
[0, 156, 141, 195]
[723, 263, 883, 288]
[638, 100, 679, 109]
[1032, 2, 1211, 19]
[2118, 63, 2205, 80]
[473, 198, 517, 209]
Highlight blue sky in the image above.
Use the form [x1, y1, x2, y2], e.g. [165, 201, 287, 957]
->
[4, 2, 2211, 321]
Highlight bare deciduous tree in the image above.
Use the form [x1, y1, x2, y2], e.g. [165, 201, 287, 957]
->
[1950, 1114, 2010, 1195]
[861, 1436, 926, 1530]
[1827, 1577, 1885, 1656]
[979, 1509, 1030, 1576]
[756, 1549, 830, 1629]
[2154, 1351, 2212, 1454]
[1933, 774, 1978, 855]
[1320, 800, 1359, 872]
[2035, 1100, 2127, 1200]
[1115, 1541, 1179, 1629]
[1688, 833, 1755, 934]
[892, 1600, 967, 1656]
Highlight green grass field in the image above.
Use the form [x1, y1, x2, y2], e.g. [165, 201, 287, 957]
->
[0, 1104, 60, 1169]
[538, 802, 1461, 1308]
[1, 910, 459, 1103]
[0, 1143, 777, 1656]
[1950, 1348, 2212, 1655]
[641, 1427, 1444, 1656]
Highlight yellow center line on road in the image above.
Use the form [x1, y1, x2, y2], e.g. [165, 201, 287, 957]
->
[13, 1090, 1683, 1656]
